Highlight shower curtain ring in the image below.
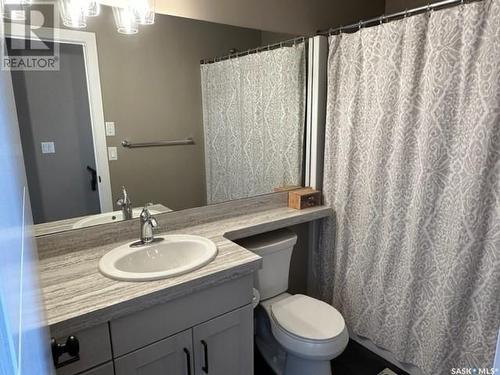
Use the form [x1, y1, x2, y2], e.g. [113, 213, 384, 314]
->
[358, 21, 363, 30]
[426, 2, 433, 14]
[404, 9, 408, 18]
[380, 15, 384, 25]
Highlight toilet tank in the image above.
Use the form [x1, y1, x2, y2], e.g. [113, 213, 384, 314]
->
[236, 229, 297, 300]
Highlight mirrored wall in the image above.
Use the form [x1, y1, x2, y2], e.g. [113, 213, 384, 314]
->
[3, 5, 309, 235]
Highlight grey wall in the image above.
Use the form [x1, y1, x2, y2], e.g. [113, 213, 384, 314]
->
[100, 0, 386, 35]
[83, 7, 263, 211]
[288, 223, 311, 295]
[11, 43, 101, 223]
[260, 31, 296, 45]
[386, 0, 443, 13]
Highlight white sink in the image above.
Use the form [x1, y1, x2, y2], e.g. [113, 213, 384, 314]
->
[72, 208, 160, 229]
[98, 235, 218, 281]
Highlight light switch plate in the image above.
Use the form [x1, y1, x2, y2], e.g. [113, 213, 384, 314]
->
[105, 122, 115, 136]
[41, 142, 55, 154]
[108, 147, 118, 161]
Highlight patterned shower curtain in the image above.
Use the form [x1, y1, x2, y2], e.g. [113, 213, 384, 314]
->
[200, 45, 305, 204]
[315, 1, 500, 373]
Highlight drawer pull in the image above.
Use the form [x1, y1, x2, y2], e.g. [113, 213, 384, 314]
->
[183, 348, 192, 375]
[50, 335, 80, 368]
[201, 340, 209, 373]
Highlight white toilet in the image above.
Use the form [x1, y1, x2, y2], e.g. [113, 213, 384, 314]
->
[238, 229, 349, 375]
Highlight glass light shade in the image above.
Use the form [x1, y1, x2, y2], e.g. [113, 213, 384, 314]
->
[85, 0, 100, 17]
[59, 0, 87, 28]
[113, 6, 138, 34]
[133, 0, 154, 25]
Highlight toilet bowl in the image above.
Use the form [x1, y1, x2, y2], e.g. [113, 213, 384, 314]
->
[237, 229, 349, 375]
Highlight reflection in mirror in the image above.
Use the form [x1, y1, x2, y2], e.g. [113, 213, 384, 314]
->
[4, 6, 307, 235]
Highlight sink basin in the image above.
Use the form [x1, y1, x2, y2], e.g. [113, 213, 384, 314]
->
[72, 208, 160, 229]
[98, 235, 218, 281]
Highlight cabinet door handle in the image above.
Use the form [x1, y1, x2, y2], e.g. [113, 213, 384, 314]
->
[50, 335, 80, 368]
[201, 340, 209, 373]
[183, 348, 191, 375]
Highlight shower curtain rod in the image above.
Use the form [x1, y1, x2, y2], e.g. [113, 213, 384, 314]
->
[200, 36, 306, 65]
[201, 0, 480, 65]
[317, 0, 481, 35]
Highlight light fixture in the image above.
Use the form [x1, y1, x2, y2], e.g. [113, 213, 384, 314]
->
[85, 0, 100, 17]
[133, 0, 154, 25]
[59, 0, 87, 28]
[57, 0, 154, 34]
[112, 5, 138, 35]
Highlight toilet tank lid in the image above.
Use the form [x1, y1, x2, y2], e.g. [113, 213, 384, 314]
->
[236, 229, 297, 255]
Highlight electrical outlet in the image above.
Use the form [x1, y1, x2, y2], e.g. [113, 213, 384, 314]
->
[105, 121, 115, 136]
[41, 142, 55, 154]
[108, 147, 118, 161]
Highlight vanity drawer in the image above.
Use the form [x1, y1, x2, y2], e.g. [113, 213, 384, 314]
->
[110, 275, 253, 356]
[53, 323, 112, 375]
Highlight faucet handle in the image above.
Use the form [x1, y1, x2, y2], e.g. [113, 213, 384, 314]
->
[140, 203, 154, 219]
[150, 217, 158, 228]
[116, 186, 131, 207]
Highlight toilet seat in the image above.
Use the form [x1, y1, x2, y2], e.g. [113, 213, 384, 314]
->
[271, 294, 345, 341]
[261, 294, 349, 360]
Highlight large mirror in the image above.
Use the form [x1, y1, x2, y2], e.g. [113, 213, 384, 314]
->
[3, 4, 308, 235]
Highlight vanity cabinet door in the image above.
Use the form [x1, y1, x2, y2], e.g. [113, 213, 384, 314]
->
[193, 304, 253, 375]
[114, 330, 193, 375]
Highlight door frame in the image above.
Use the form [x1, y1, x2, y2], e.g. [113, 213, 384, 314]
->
[5, 25, 113, 213]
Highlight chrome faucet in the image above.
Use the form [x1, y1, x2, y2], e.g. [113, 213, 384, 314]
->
[116, 186, 132, 220]
[138, 204, 161, 245]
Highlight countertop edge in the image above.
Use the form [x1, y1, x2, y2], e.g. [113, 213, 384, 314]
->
[48, 257, 261, 337]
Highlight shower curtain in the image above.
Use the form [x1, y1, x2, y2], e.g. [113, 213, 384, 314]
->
[200, 45, 305, 204]
[315, 1, 500, 373]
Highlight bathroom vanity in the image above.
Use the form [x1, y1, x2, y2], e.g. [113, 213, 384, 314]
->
[38, 193, 332, 375]
[52, 277, 253, 375]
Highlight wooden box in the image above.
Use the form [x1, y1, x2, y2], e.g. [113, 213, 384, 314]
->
[288, 188, 321, 209]
[273, 185, 303, 192]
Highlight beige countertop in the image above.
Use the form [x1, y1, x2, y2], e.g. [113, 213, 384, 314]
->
[39, 205, 332, 336]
